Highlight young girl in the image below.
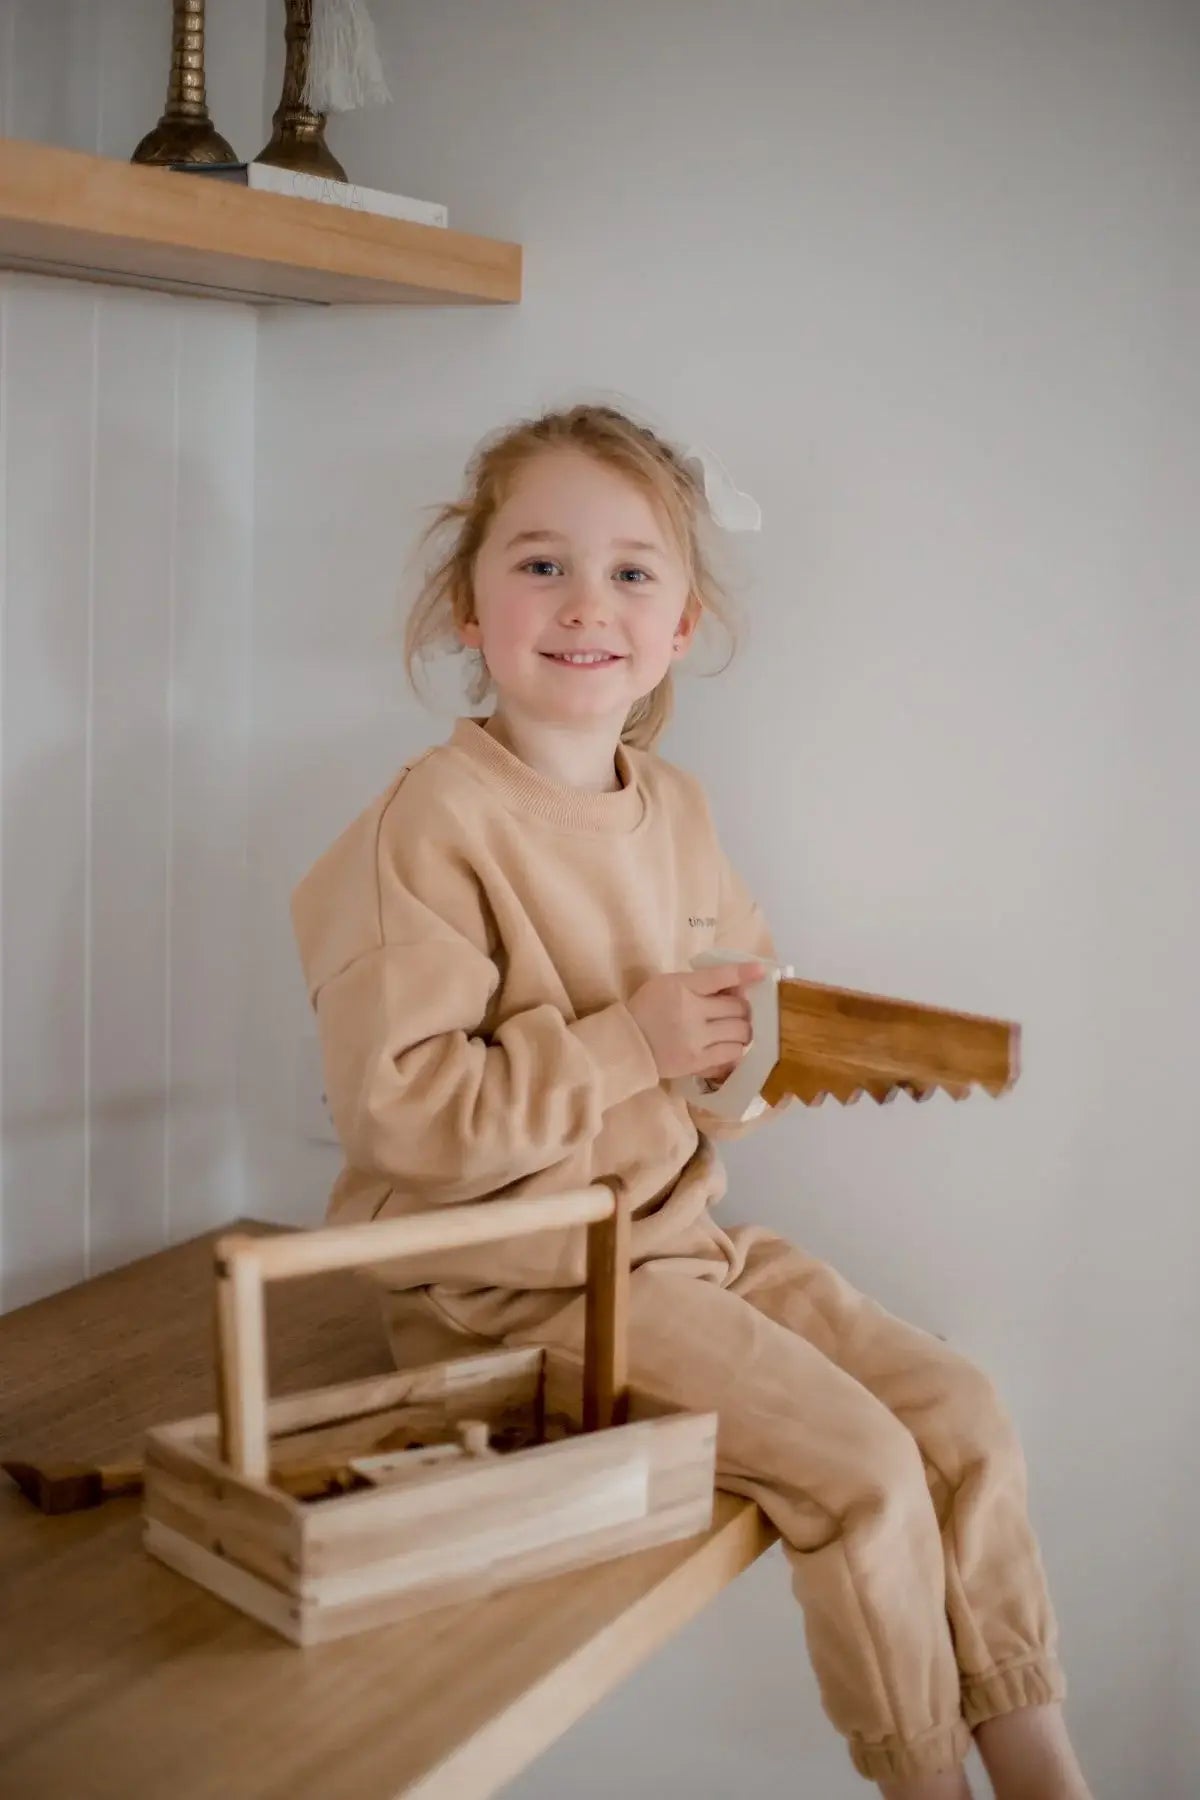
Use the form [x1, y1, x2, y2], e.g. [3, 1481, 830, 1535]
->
[291, 404, 1092, 1800]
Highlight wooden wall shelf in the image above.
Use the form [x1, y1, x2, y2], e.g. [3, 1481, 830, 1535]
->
[0, 138, 522, 308]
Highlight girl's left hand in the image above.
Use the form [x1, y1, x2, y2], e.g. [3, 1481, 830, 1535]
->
[695, 1051, 745, 1087]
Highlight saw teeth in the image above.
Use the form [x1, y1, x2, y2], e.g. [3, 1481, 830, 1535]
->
[786, 1078, 998, 1106]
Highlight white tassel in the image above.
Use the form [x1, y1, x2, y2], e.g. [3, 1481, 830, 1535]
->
[303, 0, 392, 116]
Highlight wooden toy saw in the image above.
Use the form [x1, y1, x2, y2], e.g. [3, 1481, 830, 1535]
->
[681, 951, 1020, 1122]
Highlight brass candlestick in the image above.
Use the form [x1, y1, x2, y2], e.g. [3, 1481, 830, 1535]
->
[131, 0, 237, 166]
[256, 0, 348, 182]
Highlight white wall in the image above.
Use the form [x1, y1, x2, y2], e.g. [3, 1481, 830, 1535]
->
[246, 3, 1199, 1794]
[0, 0, 264, 1307]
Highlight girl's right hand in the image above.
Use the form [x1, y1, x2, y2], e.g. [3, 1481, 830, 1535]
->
[627, 962, 765, 1081]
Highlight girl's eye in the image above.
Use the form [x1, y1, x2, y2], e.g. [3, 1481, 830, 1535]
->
[616, 566, 651, 584]
[520, 558, 562, 577]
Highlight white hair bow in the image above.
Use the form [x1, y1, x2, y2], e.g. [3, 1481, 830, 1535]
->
[680, 444, 762, 533]
[550, 388, 763, 535]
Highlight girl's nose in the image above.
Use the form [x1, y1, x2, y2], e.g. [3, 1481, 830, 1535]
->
[558, 576, 610, 627]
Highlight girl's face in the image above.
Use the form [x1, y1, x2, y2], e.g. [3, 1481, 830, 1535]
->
[465, 449, 696, 734]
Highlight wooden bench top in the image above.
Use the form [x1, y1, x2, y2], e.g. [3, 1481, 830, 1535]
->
[0, 1220, 775, 1798]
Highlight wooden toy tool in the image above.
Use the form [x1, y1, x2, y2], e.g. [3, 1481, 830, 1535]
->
[765, 975, 1018, 1105]
[683, 952, 1019, 1120]
[2, 1447, 421, 1515]
[3, 1456, 144, 1515]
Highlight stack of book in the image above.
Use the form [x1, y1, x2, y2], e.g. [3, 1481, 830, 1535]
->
[168, 159, 447, 229]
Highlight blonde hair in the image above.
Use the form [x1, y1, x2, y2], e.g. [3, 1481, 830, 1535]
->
[404, 403, 739, 749]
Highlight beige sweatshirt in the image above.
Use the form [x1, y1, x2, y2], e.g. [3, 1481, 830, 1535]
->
[290, 718, 778, 1292]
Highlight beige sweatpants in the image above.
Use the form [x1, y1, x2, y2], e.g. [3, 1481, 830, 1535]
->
[385, 1215, 1065, 1785]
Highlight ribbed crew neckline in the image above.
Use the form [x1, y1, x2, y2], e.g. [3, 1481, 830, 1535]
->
[448, 718, 646, 834]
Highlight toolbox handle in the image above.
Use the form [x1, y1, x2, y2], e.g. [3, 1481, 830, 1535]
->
[213, 1187, 629, 1483]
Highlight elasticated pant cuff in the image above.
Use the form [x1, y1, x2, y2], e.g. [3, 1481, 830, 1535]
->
[850, 1717, 972, 1783]
[962, 1653, 1067, 1730]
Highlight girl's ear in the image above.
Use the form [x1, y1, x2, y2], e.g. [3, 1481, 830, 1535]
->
[458, 618, 483, 649]
[672, 597, 701, 656]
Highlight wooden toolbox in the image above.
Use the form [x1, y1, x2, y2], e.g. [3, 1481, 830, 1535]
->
[142, 1186, 718, 1645]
